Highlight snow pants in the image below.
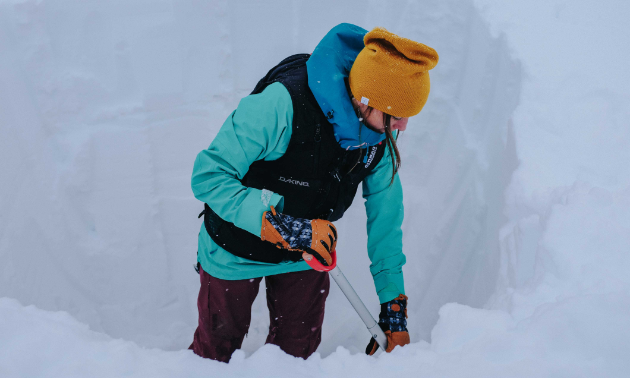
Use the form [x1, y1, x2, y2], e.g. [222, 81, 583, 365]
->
[189, 266, 329, 362]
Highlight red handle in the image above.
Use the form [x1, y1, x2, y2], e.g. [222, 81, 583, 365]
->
[302, 249, 337, 272]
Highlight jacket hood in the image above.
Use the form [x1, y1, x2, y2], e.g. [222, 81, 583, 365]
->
[306, 23, 386, 150]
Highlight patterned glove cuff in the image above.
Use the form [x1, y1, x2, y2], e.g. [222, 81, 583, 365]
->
[378, 294, 408, 332]
[264, 211, 312, 249]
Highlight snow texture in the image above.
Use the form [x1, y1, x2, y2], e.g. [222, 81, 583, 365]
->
[1, 0, 629, 376]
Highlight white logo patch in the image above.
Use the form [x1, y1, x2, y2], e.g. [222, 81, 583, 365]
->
[365, 146, 378, 168]
[361, 97, 369, 106]
[261, 189, 273, 207]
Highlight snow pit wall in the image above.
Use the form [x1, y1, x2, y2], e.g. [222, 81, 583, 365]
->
[0, 0, 520, 355]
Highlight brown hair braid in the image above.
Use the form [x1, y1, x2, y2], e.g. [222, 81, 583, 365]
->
[359, 107, 401, 185]
[382, 113, 401, 185]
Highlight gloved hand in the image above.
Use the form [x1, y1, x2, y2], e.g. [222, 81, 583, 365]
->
[366, 294, 410, 355]
[261, 206, 337, 267]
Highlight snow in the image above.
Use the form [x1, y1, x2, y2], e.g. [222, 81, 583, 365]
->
[1, 0, 629, 376]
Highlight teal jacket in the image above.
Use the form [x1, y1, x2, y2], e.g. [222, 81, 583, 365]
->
[191, 24, 405, 304]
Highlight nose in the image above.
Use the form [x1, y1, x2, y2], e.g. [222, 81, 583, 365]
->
[392, 118, 408, 131]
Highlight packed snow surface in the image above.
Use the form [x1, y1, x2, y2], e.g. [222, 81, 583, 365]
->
[1, 0, 629, 376]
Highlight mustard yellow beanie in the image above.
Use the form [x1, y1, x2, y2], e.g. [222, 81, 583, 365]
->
[349, 27, 439, 118]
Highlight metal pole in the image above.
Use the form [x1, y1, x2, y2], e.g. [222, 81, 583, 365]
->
[329, 266, 388, 351]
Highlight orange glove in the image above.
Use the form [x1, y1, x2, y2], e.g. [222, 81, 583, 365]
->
[366, 294, 410, 355]
[261, 206, 337, 267]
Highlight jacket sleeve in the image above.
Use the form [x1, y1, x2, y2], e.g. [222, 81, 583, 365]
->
[191, 82, 293, 237]
[362, 147, 406, 304]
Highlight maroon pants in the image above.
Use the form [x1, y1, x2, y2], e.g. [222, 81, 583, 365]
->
[189, 266, 329, 362]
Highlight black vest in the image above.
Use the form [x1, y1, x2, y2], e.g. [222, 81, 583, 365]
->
[201, 54, 386, 263]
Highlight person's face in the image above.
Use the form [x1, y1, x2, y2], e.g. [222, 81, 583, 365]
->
[352, 99, 409, 134]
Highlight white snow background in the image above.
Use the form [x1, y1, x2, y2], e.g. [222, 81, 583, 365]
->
[1, 0, 629, 376]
